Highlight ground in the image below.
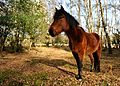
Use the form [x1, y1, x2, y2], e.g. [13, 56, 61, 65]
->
[0, 47, 120, 86]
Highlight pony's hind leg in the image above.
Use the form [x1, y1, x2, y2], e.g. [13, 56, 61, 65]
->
[93, 50, 101, 72]
[88, 54, 94, 72]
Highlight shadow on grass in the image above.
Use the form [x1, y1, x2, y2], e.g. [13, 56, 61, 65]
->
[27, 57, 76, 77]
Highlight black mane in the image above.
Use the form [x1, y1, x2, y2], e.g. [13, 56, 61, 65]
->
[53, 7, 79, 29]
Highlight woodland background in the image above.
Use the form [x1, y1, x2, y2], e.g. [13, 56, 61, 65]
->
[0, 0, 120, 53]
[0, 0, 120, 86]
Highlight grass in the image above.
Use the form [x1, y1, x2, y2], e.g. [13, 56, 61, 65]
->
[23, 72, 48, 86]
[0, 69, 23, 86]
[0, 69, 48, 86]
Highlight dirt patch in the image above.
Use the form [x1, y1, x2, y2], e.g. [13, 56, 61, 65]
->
[0, 47, 120, 86]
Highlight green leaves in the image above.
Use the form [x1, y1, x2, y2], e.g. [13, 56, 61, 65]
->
[0, 0, 48, 52]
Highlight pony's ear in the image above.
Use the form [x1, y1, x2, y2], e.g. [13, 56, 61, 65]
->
[55, 7, 58, 11]
[61, 5, 64, 10]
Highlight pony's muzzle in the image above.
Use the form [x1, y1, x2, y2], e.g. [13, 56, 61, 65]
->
[49, 28, 56, 37]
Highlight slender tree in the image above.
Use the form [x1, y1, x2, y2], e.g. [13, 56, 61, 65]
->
[77, 0, 81, 25]
[88, 0, 93, 32]
[83, 0, 93, 32]
[95, 0, 100, 34]
[98, 0, 112, 54]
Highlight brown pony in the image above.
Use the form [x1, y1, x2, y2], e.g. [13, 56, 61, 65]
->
[49, 6, 101, 80]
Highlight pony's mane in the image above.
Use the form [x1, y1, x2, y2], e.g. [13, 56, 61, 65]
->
[53, 7, 79, 29]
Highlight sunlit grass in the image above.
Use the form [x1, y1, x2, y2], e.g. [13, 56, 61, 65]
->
[0, 69, 48, 86]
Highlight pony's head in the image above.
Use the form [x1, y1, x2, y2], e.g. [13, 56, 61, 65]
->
[49, 6, 79, 37]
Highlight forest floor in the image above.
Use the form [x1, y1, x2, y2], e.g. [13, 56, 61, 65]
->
[0, 47, 120, 86]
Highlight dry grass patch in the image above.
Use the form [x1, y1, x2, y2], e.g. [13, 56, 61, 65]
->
[0, 47, 120, 86]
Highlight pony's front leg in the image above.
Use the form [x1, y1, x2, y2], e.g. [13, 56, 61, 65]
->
[72, 51, 83, 80]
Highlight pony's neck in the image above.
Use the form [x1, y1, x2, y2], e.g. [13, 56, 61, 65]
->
[65, 26, 85, 42]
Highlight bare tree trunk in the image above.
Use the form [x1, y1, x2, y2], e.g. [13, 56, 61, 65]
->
[113, 0, 119, 48]
[99, 0, 112, 54]
[88, 0, 93, 32]
[95, 0, 100, 34]
[83, 0, 93, 32]
[83, 0, 89, 31]
[77, 0, 81, 25]
[69, 0, 73, 14]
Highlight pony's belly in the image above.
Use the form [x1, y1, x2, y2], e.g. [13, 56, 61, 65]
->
[86, 47, 98, 54]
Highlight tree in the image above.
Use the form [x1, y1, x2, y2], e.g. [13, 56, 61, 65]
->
[95, 0, 100, 34]
[83, 0, 94, 32]
[0, 1, 11, 52]
[0, 0, 48, 52]
[77, 0, 81, 25]
[98, 0, 112, 54]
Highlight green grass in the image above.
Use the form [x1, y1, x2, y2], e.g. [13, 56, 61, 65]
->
[22, 72, 48, 86]
[0, 69, 48, 86]
[0, 69, 23, 86]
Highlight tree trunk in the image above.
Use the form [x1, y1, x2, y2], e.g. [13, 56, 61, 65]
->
[83, 0, 93, 32]
[99, 0, 112, 54]
[88, 0, 93, 32]
[77, 0, 81, 25]
[96, 0, 100, 34]
[83, 0, 89, 31]
[70, 0, 73, 14]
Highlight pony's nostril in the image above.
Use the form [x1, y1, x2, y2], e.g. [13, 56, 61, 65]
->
[49, 28, 55, 37]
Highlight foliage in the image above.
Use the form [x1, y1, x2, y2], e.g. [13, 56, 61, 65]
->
[0, 0, 48, 52]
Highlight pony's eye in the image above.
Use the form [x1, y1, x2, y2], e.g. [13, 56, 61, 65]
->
[60, 18, 63, 21]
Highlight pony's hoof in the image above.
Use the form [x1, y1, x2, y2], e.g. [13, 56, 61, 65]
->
[75, 75, 82, 81]
[94, 66, 100, 72]
[78, 78, 82, 81]
[94, 69, 100, 73]
[90, 69, 93, 72]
